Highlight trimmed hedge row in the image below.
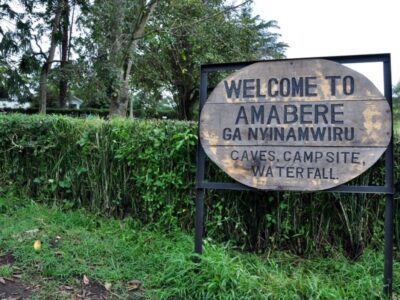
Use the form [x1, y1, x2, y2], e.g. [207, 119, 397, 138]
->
[0, 107, 179, 119]
[0, 113, 398, 256]
[0, 107, 109, 117]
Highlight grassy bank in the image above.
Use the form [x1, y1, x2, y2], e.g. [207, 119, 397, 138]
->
[0, 194, 398, 299]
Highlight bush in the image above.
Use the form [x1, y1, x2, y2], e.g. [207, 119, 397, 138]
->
[0, 107, 179, 119]
[0, 107, 110, 117]
[0, 113, 398, 256]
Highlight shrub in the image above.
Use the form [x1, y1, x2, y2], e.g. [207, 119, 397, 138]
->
[0, 113, 398, 256]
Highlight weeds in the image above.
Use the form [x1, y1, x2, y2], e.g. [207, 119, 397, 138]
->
[0, 197, 398, 299]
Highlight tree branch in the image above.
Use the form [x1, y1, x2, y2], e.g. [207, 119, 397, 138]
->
[122, 0, 159, 79]
[33, 35, 47, 59]
[32, 51, 47, 59]
[67, 3, 75, 61]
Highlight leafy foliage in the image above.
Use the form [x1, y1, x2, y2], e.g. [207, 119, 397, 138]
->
[0, 114, 398, 257]
[132, 0, 287, 119]
[1, 0, 287, 116]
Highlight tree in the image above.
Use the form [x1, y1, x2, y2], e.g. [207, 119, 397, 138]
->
[0, 0, 87, 112]
[0, 59, 36, 102]
[59, 0, 71, 108]
[1, 0, 287, 117]
[1, 3, 37, 102]
[82, 0, 159, 117]
[0, 0, 66, 113]
[132, 0, 287, 120]
[38, 0, 64, 113]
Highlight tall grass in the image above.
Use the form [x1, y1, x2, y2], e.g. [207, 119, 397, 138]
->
[0, 196, 397, 299]
[0, 113, 398, 256]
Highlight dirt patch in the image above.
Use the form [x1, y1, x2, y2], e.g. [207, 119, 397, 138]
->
[0, 252, 36, 300]
[61, 280, 109, 300]
[0, 253, 15, 266]
[60, 280, 147, 300]
[0, 251, 141, 300]
[0, 278, 32, 300]
[79, 281, 109, 300]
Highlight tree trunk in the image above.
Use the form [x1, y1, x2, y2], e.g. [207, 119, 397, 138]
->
[109, 90, 128, 117]
[176, 84, 196, 120]
[167, 28, 195, 120]
[176, 87, 188, 120]
[109, 0, 158, 117]
[59, 0, 70, 108]
[108, 0, 124, 117]
[39, 64, 48, 114]
[39, 0, 63, 114]
[110, 39, 137, 118]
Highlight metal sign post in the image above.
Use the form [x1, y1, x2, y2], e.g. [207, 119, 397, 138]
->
[194, 54, 395, 296]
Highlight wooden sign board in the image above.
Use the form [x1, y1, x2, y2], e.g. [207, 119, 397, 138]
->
[200, 59, 392, 191]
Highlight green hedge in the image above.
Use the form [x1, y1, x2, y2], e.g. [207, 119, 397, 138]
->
[0, 107, 110, 117]
[0, 113, 398, 257]
[0, 107, 179, 119]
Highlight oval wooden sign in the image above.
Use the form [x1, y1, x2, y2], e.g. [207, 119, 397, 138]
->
[200, 59, 392, 191]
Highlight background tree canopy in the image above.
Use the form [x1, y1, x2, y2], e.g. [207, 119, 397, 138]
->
[1, 0, 288, 119]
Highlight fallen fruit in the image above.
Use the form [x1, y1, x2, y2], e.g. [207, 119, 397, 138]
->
[33, 240, 41, 252]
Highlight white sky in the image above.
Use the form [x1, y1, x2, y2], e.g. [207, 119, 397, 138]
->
[253, 0, 399, 93]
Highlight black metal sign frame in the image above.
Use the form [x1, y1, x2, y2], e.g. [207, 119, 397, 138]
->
[194, 54, 395, 296]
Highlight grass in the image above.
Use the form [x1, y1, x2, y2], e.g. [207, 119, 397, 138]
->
[0, 265, 12, 278]
[0, 193, 399, 299]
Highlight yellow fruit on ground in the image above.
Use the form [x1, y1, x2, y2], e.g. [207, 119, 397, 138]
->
[33, 240, 41, 251]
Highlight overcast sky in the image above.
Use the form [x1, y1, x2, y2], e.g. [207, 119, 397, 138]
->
[253, 0, 399, 93]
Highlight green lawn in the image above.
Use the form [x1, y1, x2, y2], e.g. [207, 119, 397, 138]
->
[0, 194, 399, 299]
